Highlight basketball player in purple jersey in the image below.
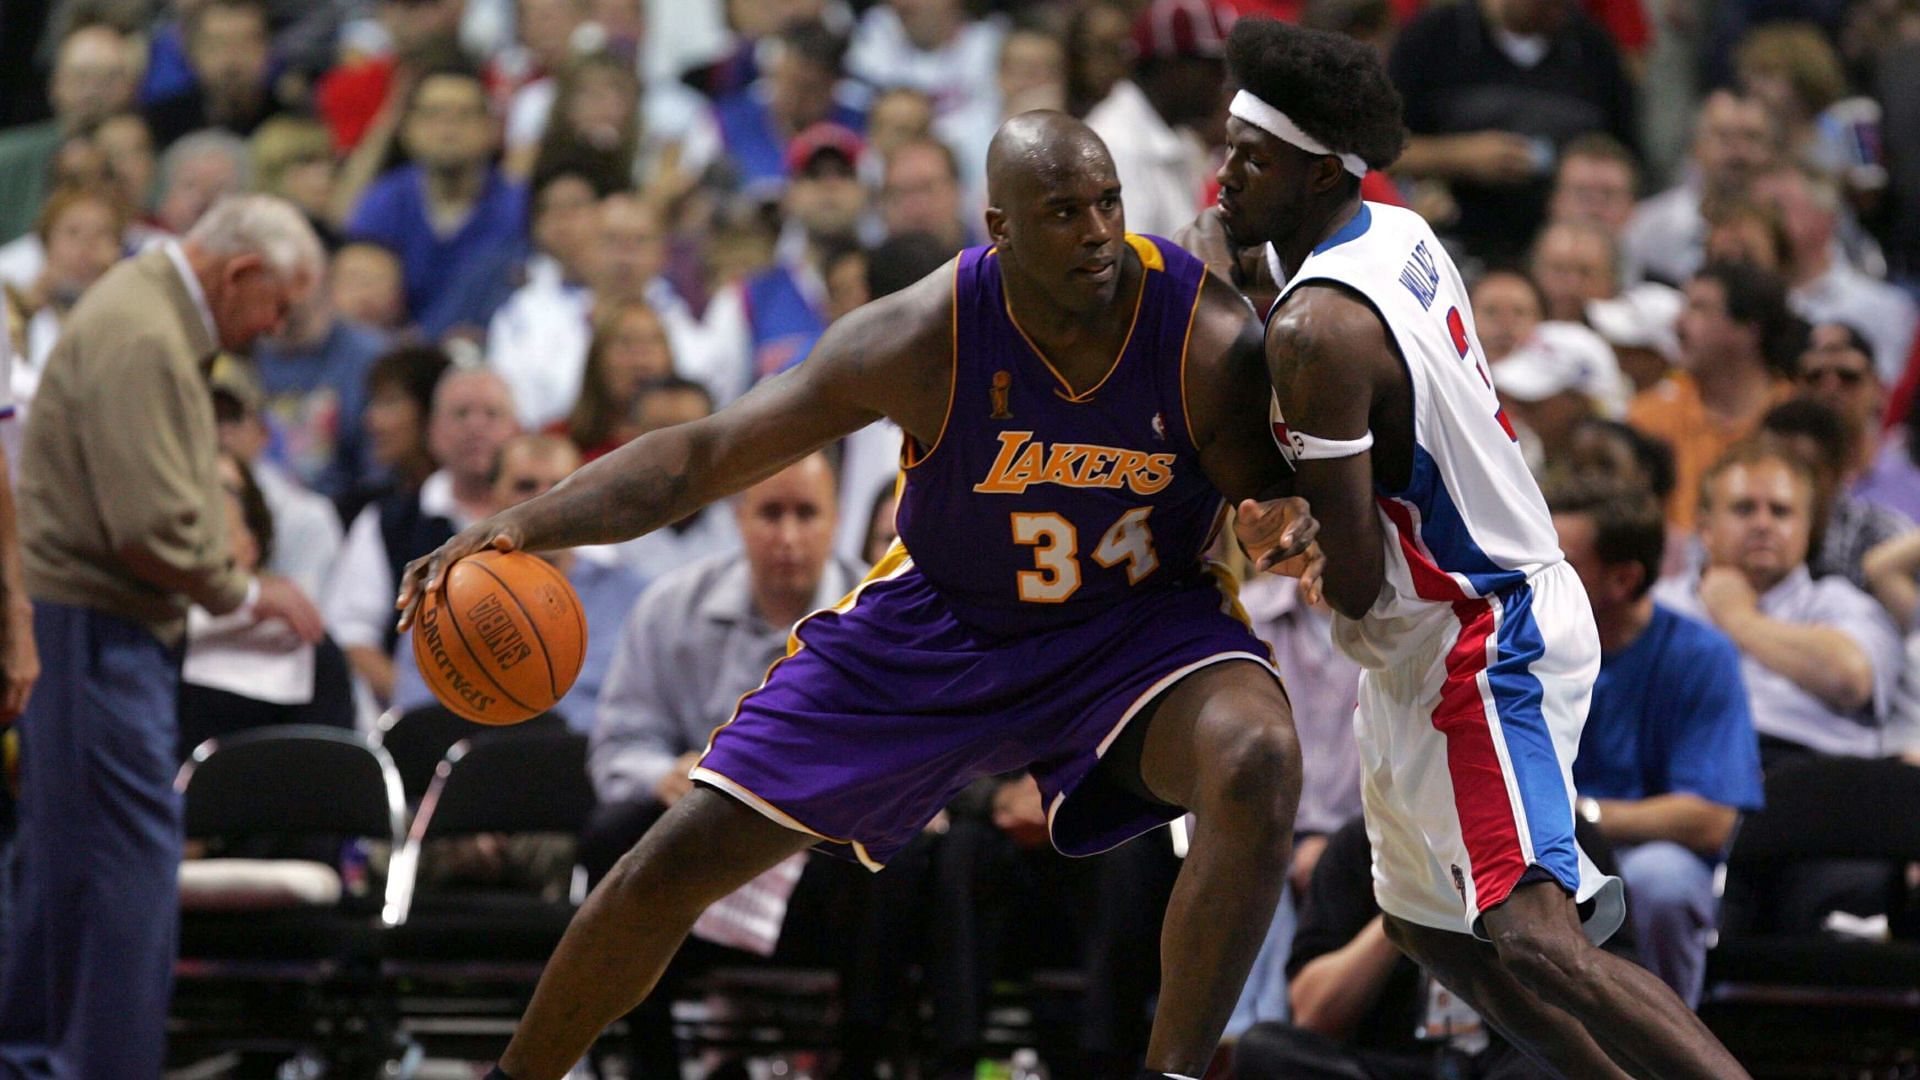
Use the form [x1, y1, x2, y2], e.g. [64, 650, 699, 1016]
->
[1215, 18, 1748, 1079]
[398, 111, 1320, 1080]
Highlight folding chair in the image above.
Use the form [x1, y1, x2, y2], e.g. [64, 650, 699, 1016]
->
[171, 724, 407, 1069]
[382, 729, 595, 1058]
[374, 704, 566, 806]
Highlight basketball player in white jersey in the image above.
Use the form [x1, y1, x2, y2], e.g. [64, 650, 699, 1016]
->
[1213, 18, 1748, 1078]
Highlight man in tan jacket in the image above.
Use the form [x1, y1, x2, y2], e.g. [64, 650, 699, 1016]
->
[0, 195, 325, 1080]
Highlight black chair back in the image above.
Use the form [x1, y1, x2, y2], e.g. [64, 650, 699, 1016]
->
[376, 705, 566, 806]
[385, 730, 592, 924]
[415, 730, 594, 840]
[178, 724, 405, 844]
[1727, 756, 1920, 868]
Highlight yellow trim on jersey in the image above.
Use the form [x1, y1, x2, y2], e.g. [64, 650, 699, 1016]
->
[901, 257, 963, 470]
[1203, 560, 1279, 665]
[1003, 234, 1154, 403]
[1125, 233, 1165, 272]
[691, 543, 918, 870]
[687, 766, 886, 871]
[1176, 273, 1209, 456]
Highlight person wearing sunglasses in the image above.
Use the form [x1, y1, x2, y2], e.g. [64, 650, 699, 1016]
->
[1798, 323, 1920, 523]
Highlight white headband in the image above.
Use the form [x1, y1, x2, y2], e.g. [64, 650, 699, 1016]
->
[1229, 90, 1368, 178]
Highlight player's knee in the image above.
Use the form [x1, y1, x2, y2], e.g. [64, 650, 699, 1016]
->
[599, 809, 723, 917]
[601, 843, 674, 910]
[1198, 706, 1301, 825]
[1490, 921, 1602, 1009]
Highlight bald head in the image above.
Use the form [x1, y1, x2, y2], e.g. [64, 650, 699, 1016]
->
[429, 368, 521, 486]
[985, 111, 1115, 208]
[983, 110, 1127, 314]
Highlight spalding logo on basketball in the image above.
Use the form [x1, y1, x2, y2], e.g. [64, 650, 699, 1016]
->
[411, 550, 586, 725]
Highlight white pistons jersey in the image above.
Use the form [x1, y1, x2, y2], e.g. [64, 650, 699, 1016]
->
[1267, 203, 1564, 670]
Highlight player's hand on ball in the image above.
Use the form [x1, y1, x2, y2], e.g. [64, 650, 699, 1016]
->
[394, 519, 527, 632]
[1235, 496, 1321, 573]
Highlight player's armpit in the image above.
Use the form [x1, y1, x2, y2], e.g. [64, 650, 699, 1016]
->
[1265, 287, 1392, 620]
[1184, 276, 1295, 507]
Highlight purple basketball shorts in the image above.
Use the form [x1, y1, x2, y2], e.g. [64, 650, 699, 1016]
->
[690, 548, 1281, 868]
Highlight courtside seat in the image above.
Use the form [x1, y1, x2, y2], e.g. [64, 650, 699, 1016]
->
[171, 725, 408, 1067]
[380, 730, 594, 1054]
[1702, 755, 1920, 1067]
[373, 704, 567, 807]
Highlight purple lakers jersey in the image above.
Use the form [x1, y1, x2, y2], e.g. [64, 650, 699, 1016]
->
[894, 234, 1226, 637]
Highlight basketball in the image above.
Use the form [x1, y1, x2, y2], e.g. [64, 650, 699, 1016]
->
[409, 549, 587, 725]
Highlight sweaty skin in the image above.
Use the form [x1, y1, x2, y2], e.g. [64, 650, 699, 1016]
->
[396, 112, 1313, 627]
[391, 111, 1319, 1080]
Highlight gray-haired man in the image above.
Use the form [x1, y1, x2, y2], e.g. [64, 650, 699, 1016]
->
[0, 195, 325, 1078]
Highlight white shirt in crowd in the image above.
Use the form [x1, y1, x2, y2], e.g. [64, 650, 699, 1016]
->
[612, 503, 741, 585]
[486, 260, 749, 429]
[1882, 633, 1920, 757]
[644, 0, 734, 86]
[0, 234, 42, 291]
[834, 421, 903, 566]
[1653, 565, 1902, 758]
[183, 607, 317, 705]
[1085, 80, 1214, 241]
[255, 460, 344, 600]
[1790, 260, 1918, 383]
[322, 470, 483, 654]
[1622, 179, 1706, 287]
[846, 5, 1004, 125]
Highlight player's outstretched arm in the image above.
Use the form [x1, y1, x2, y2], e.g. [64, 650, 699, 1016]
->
[1258, 285, 1393, 621]
[1183, 276, 1321, 590]
[395, 264, 956, 630]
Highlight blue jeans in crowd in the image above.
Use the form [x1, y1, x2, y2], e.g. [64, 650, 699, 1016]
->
[1614, 840, 1719, 1009]
[0, 602, 182, 1080]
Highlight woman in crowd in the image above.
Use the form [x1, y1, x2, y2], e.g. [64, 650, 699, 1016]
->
[551, 298, 676, 461]
[178, 453, 353, 759]
[250, 116, 343, 248]
[341, 344, 452, 523]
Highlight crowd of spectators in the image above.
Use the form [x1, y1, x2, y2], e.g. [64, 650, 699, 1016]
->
[1, 0, 1919, 1074]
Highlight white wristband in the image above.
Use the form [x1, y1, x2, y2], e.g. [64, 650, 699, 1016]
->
[1289, 429, 1375, 460]
[1270, 392, 1374, 462]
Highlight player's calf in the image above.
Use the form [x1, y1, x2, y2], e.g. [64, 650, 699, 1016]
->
[1382, 914, 1636, 1079]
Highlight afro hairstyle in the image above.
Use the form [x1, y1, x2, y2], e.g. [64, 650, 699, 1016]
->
[1225, 16, 1406, 173]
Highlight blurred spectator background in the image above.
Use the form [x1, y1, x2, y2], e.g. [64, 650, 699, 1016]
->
[0, 0, 1917, 1074]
